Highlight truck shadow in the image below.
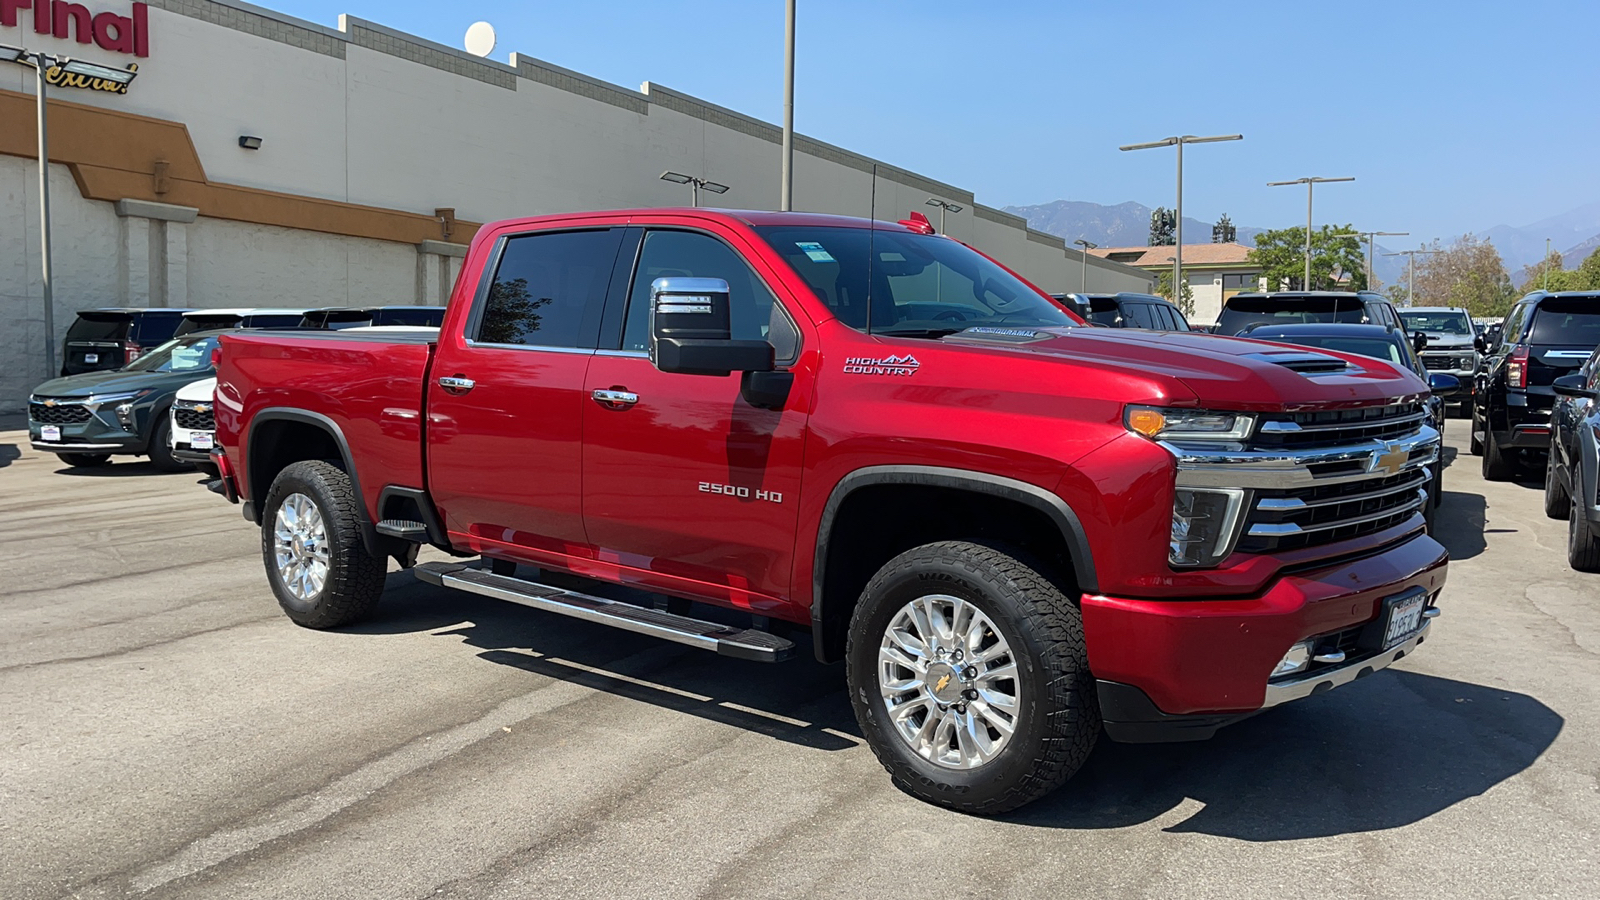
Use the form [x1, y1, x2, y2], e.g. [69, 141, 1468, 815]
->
[1434, 491, 1488, 560]
[1012, 669, 1561, 840]
[0, 443, 19, 468]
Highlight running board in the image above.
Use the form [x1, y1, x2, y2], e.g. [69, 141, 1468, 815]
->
[412, 562, 795, 663]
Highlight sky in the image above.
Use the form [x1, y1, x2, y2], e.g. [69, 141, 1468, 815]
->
[267, 0, 1600, 245]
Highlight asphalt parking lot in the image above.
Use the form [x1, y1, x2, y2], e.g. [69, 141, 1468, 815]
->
[2, 426, 1598, 900]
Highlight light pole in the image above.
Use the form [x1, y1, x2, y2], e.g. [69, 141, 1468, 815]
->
[1267, 176, 1354, 290]
[925, 198, 963, 233]
[660, 171, 730, 207]
[1350, 230, 1408, 290]
[780, 0, 795, 211]
[1383, 249, 1441, 306]
[1, 45, 138, 378]
[1120, 134, 1243, 301]
[1074, 239, 1098, 292]
[1545, 237, 1552, 290]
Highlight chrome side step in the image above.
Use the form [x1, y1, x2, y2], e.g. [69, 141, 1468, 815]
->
[412, 562, 795, 663]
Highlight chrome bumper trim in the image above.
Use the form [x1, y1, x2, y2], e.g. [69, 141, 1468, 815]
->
[1261, 621, 1430, 709]
[30, 441, 126, 451]
[1168, 426, 1441, 489]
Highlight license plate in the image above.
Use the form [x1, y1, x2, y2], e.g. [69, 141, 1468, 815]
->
[84, 353, 99, 364]
[40, 425, 61, 442]
[1381, 590, 1428, 649]
[191, 432, 214, 450]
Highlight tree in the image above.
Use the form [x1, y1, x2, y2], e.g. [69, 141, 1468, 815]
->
[1148, 207, 1175, 246]
[1156, 270, 1195, 318]
[1410, 234, 1516, 316]
[1247, 225, 1366, 290]
[1521, 247, 1600, 294]
[1212, 214, 1236, 244]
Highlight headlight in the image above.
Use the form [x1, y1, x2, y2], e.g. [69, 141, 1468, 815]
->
[1125, 405, 1255, 442]
[1169, 487, 1245, 567]
[84, 389, 152, 411]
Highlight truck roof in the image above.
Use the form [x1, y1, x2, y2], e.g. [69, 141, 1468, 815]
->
[484, 208, 919, 233]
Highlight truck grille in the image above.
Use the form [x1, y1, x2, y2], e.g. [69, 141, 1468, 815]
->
[1421, 352, 1472, 370]
[1252, 402, 1428, 450]
[1239, 469, 1429, 554]
[29, 400, 92, 425]
[174, 406, 215, 431]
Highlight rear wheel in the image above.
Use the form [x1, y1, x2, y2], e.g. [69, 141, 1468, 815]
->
[1482, 428, 1512, 481]
[1544, 455, 1571, 520]
[845, 541, 1099, 815]
[56, 452, 111, 468]
[261, 460, 387, 628]
[146, 416, 191, 473]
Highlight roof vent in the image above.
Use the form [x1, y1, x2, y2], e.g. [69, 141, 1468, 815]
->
[1243, 350, 1351, 374]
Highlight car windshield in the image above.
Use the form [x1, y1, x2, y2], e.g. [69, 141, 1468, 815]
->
[1399, 311, 1471, 334]
[123, 335, 219, 373]
[1261, 334, 1406, 366]
[755, 226, 1077, 335]
[1217, 297, 1366, 335]
[1529, 300, 1600, 345]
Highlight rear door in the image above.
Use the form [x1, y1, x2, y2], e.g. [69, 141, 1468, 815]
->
[425, 226, 627, 562]
[580, 224, 811, 614]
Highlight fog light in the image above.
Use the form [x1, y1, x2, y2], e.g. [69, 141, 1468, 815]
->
[1272, 641, 1312, 679]
[1170, 487, 1245, 567]
[116, 403, 135, 428]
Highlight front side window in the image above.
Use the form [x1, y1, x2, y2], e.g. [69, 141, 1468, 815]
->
[476, 230, 620, 348]
[622, 229, 798, 361]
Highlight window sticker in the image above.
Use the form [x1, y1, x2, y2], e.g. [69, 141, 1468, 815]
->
[795, 242, 835, 263]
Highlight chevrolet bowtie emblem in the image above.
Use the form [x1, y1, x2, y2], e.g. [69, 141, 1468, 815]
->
[934, 673, 952, 694]
[43, 399, 57, 407]
[1371, 444, 1409, 477]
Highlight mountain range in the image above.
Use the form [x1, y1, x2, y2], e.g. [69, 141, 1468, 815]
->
[1006, 199, 1600, 289]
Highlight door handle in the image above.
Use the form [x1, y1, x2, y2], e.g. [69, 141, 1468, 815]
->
[592, 388, 639, 409]
[438, 375, 475, 394]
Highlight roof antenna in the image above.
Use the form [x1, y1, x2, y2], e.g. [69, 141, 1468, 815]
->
[867, 164, 877, 335]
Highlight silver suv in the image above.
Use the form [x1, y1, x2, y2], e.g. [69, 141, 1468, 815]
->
[1399, 307, 1479, 413]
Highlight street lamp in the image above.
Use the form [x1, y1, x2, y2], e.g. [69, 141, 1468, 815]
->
[1, 43, 139, 379]
[1267, 176, 1355, 290]
[660, 171, 729, 208]
[1383, 248, 1442, 306]
[1074, 239, 1098, 293]
[1350, 231, 1408, 290]
[925, 198, 963, 233]
[1120, 134, 1243, 300]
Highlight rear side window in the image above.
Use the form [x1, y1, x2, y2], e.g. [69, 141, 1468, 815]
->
[476, 230, 621, 348]
[1122, 303, 1158, 329]
[1529, 301, 1600, 345]
[66, 312, 133, 342]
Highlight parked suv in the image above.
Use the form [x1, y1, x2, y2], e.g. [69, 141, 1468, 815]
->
[29, 330, 224, 469]
[174, 308, 312, 336]
[169, 376, 218, 474]
[1050, 292, 1191, 331]
[60, 308, 192, 376]
[1399, 307, 1479, 414]
[1544, 348, 1600, 569]
[1216, 291, 1404, 337]
[1472, 291, 1600, 480]
[297, 306, 446, 329]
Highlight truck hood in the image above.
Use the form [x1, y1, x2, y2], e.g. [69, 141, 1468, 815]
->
[943, 327, 1428, 411]
[31, 369, 178, 399]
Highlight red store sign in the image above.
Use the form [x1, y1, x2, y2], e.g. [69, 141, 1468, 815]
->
[1, 0, 150, 58]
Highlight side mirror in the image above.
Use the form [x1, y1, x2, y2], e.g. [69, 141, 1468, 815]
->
[1553, 373, 1597, 399]
[1473, 335, 1488, 354]
[1412, 331, 1429, 354]
[650, 277, 774, 377]
[1427, 373, 1462, 399]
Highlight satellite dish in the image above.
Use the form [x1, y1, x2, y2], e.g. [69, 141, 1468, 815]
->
[464, 21, 496, 58]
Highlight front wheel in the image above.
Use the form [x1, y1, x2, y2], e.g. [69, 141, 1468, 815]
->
[845, 541, 1099, 815]
[57, 452, 111, 468]
[146, 416, 192, 473]
[261, 460, 387, 628]
[1545, 455, 1571, 520]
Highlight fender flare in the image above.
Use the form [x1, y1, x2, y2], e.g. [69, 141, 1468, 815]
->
[810, 465, 1099, 660]
[244, 408, 383, 557]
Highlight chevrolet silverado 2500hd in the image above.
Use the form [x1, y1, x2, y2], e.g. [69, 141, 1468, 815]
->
[211, 209, 1448, 814]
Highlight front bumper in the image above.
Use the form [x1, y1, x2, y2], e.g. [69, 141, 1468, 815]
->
[29, 419, 146, 455]
[1083, 531, 1448, 739]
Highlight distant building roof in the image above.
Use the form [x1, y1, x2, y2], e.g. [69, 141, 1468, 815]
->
[1091, 243, 1256, 269]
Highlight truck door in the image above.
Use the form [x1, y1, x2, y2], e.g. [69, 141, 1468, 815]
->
[426, 227, 627, 562]
[581, 226, 810, 615]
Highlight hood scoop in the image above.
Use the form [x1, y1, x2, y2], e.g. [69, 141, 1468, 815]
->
[945, 326, 1056, 344]
[1240, 350, 1352, 374]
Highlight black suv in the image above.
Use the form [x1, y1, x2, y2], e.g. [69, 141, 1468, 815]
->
[1215, 291, 1405, 337]
[298, 306, 446, 329]
[1472, 292, 1600, 480]
[61, 308, 193, 376]
[1050, 292, 1192, 330]
[1545, 347, 1600, 570]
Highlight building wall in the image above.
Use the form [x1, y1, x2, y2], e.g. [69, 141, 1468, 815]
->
[1187, 271, 1224, 326]
[0, 0, 1153, 411]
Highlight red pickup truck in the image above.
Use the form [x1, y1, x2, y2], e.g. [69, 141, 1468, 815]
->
[212, 208, 1447, 814]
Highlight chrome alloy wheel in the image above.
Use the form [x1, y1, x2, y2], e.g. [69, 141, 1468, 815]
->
[273, 492, 330, 601]
[878, 594, 1023, 770]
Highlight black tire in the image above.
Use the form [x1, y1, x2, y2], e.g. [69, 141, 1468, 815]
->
[1482, 428, 1512, 481]
[1544, 455, 1571, 520]
[260, 460, 387, 628]
[1469, 407, 1484, 456]
[845, 540, 1099, 815]
[56, 452, 111, 467]
[1569, 476, 1600, 572]
[146, 416, 192, 473]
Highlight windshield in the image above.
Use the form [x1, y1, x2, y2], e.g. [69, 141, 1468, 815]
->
[1399, 311, 1471, 334]
[124, 335, 219, 373]
[1530, 301, 1600, 345]
[1263, 335, 1407, 367]
[1218, 297, 1366, 335]
[756, 226, 1077, 334]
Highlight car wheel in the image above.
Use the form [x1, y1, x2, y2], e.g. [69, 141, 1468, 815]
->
[261, 460, 388, 628]
[1544, 454, 1571, 520]
[1569, 477, 1600, 573]
[56, 452, 111, 468]
[1482, 428, 1511, 481]
[146, 416, 192, 473]
[845, 540, 1099, 815]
